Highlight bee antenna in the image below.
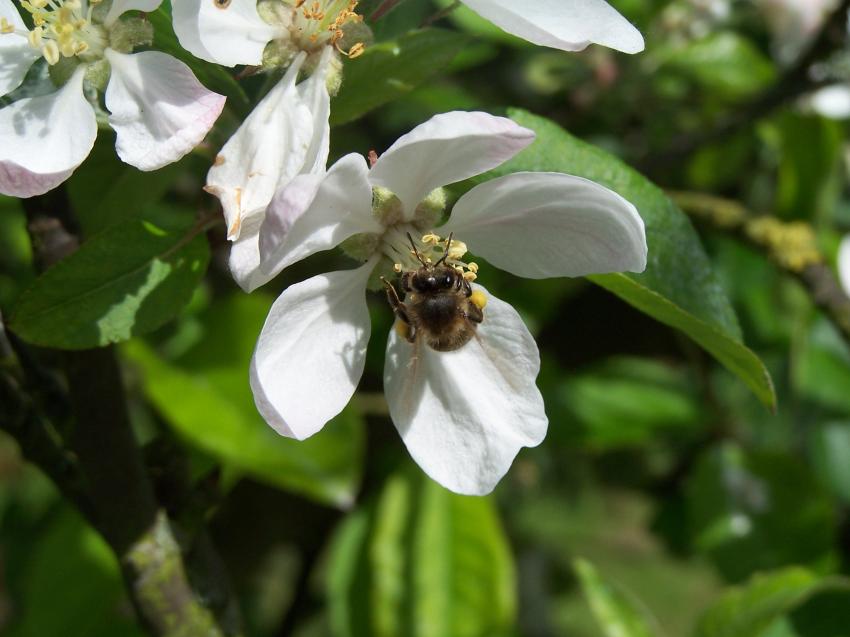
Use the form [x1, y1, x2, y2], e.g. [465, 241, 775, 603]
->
[406, 232, 428, 266]
[434, 232, 453, 267]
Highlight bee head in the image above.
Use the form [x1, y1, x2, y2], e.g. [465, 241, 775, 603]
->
[412, 267, 457, 293]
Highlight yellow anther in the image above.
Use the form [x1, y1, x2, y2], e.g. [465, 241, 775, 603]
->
[446, 239, 467, 260]
[43, 39, 59, 64]
[1, 18, 15, 34]
[347, 42, 365, 58]
[467, 262, 479, 274]
[28, 27, 43, 47]
[463, 271, 478, 282]
[421, 233, 440, 245]
[394, 320, 411, 341]
[470, 289, 487, 308]
[393, 263, 403, 273]
[30, 0, 49, 8]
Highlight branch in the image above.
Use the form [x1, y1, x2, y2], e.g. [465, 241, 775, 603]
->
[14, 191, 238, 637]
[672, 191, 850, 345]
[642, 0, 850, 170]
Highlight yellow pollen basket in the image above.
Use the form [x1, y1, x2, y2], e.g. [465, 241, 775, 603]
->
[470, 290, 487, 310]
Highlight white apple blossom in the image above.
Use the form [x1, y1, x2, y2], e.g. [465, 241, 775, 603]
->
[458, 0, 644, 53]
[174, 1, 351, 290]
[0, 0, 225, 197]
[248, 111, 648, 495]
[173, 0, 644, 62]
[204, 47, 332, 292]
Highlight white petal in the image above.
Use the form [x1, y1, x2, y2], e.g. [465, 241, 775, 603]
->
[250, 261, 375, 440]
[838, 235, 850, 297]
[369, 111, 535, 218]
[103, 0, 162, 27]
[259, 153, 382, 276]
[384, 287, 547, 495]
[172, 0, 280, 66]
[0, 66, 96, 197]
[104, 49, 225, 171]
[460, 0, 644, 54]
[227, 212, 277, 292]
[205, 53, 320, 240]
[0, 0, 39, 96]
[441, 172, 647, 278]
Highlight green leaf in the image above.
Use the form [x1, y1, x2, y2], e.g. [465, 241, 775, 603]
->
[8, 207, 209, 349]
[685, 444, 837, 582]
[328, 470, 516, 637]
[481, 109, 775, 408]
[123, 293, 364, 507]
[557, 357, 701, 450]
[573, 558, 659, 637]
[331, 28, 469, 126]
[7, 507, 143, 637]
[695, 568, 850, 637]
[661, 32, 776, 100]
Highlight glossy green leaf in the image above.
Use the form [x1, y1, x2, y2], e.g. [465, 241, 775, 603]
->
[695, 568, 850, 637]
[478, 109, 775, 408]
[123, 293, 364, 507]
[331, 28, 469, 126]
[9, 207, 209, 349]
[328, 470, 516, 637]
[573, 558, 659, 637]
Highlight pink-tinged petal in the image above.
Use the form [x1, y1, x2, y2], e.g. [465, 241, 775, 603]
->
[103, 0, 162, 27]
[227, 213, 277, 292]
[0, 0, 39, 96]
[105, 49, 225, 171]
[369, 111, 535, 218]
[384, 287, 547, 495]
[838, 235, 850, 297]
[460, 0, 644, 54]
[0, 66, 96, 197]
[172, 0, 280, 66]
[259, 153, 381, 277]
[441, 172, 647, 278]
[205, 53, 322, 241]
[250, 260, 375, 440]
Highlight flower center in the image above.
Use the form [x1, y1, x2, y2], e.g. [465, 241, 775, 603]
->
[383, 228, 480, 283]
[7, 0, 109, 65]
[288, 0, 364, 57]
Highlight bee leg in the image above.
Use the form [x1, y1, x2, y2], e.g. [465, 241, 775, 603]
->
[463, 303, 484, 324]
[381, 277, 416, 343]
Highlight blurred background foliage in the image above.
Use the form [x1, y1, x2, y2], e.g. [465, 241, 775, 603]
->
[3, 0, 850, 635]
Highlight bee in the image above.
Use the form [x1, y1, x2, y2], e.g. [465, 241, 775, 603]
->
[381, 234, 487, 352]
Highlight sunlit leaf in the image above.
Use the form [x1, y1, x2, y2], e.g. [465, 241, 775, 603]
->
[695, 568, 850, 637]
[573, 558, 659, 637]
[123, 293, 364, 507]
[327, 470, 515, 637]
[9, 206, 209, 349]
